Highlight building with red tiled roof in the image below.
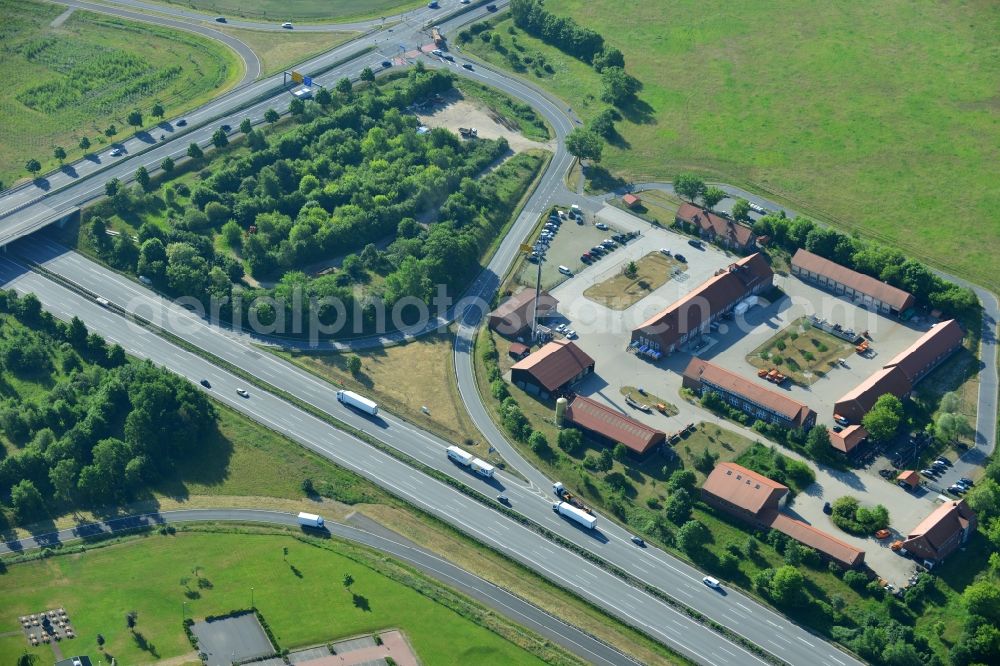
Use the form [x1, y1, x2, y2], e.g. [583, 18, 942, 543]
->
[676, 203, 757, 251]
[791, 249, 915, 316]
[829, 425, 868, 454]
[884, 319, 964, 384]
[511, 339, 594, 398]
[682, 358, 816, 429]
[702, 463, 865, 568]
[508, 342, 529, 360]
[564, 395, 666, 457]
[902, 500, 977, 564]
[622, 193, 641, 208]
[631, 253, 773, 356]
[701, 462, 790, 526]
[834, 366, 912, 424]
[488, 289, 559, 337]
[897, 470, 920, 489]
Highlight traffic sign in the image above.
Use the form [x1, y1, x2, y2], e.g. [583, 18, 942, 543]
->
[303, 76, 313, 87]
[520, 243, 532, 253]
[290, 71, 304, 83]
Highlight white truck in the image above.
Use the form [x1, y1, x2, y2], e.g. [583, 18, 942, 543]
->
[446, 446, 495, 477]
[553, 501, 597, 529]
[297, 512, 325, 528]
[337, 390, 378, 415]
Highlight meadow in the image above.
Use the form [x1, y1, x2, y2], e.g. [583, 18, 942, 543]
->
[155, 0, 424, 22]
[467, 0, 1000, 290]
[0, 0, 240, 188]
[0, 531, 548, 665]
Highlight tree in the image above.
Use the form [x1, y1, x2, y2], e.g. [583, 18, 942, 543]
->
[53, 146, 66, 164]
[590, 107, 617, 138]
[240, 117, 252, 134]
[211, 129, 228, 148]
[105, 124, 118, 138]
[964, 580, 1000, 623]
[770, 565, 807, 606]
[806, 426, 832, 460]
[966, 478, 1000, 520]
[360, 67, 375, 82]
[221, 220, 242, 249]
[264, 108, 279, 123]
[10, 479, 45, 523]
[25, 159, 41, 176]
[701, 186, 727, 211]
[336, 77, 353, 94]
[608, 443, 626, 462]
[161, 156, 174, 173]
[599, 66, 640, 106]
[79, 136, 91, 151]
[347, 354, 362, 376]
[187, 142, 203, 159]
[289, 97, 306, 116]
[668, 469, 697, 492]
[565, 128, 603, 162]
[731, 198, 751, 222]
[135, 166, 150, 191]
[127, 109, 143, 128]
[693, 448, 718, 474]
[151, 102, 164, 120]
[862, 394, 904, 442]
[880, 642, 923, 666]
[557, 428, 584, 455]
[665, 488, 692, 524]
[673, 173, 706, 202]
[67, 315, 88, 349]
[624, 260, 638, 278]
[936, 411, 973, 443]
[592, 46, 625, 72]
[105, 178, 121, 197]
[529, 430, 551, 456]
[315, 87, 332, 106]
[676, 519, 708, 554]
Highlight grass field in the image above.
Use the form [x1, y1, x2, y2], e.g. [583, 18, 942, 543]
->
[583, 251, 680, 309]
[0, 532, 549, 665]
[467, 1, 1000, 290]
[219, 27, 356, 76]
[746, 317, 856, 386]
[0, 0, 241, 189]
[155, 0, 424, 22]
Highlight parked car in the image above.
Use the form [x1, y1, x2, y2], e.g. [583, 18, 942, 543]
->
[527, 256, 539, 264]
[595, 222, 609, 230]
[432, 49, 443, 56]
[673, 253, 686, 262]
[688, 239, 704, 249]
[823, 502, 832, 515]
[659, 248, 671, 256]
[935, 457, 951, 466]
[558, 265, 573, 276]
[565, 330, 577, 339]
[920, 469, 937, 478]
[581, 254, 592, 263]
[832, 424, 843, 433]
[948, 484, 966, 494]
[879, 469, 893, 479]
[960, 477, 975, 487]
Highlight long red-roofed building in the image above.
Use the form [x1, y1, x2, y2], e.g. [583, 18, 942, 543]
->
[563, 395, 666, 458]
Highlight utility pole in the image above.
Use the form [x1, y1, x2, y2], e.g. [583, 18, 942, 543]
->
[530, 246, 543, 343]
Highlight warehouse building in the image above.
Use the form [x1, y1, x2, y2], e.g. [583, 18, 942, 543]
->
[488, 289, 558, 337]
[510, 339, 594, 399]
[790, 249, 915, 316]
[564, 395, 666, 458]
[682, 358, 817, 429]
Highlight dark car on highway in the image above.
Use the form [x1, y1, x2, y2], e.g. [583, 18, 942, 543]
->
[462, 63, 474, 70]
[176, 118, 187, 126]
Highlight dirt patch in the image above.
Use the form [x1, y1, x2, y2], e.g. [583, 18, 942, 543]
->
[583, 252, 680, 310]
[416, 94, 554, 154]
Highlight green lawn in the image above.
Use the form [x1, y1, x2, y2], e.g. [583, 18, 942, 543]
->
[0, 0, 241, 189]
[153, 0, 424, 22]
[219, 27, 356, 77]
[466, 1, 1000, 290]
[0, 532, 549, 665]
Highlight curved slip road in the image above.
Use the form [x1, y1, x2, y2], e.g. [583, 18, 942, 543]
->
[0, 508, 638, 666]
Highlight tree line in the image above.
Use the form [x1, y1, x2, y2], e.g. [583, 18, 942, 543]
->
[85, 66, 544, 337]
[0, 290, 215, 526]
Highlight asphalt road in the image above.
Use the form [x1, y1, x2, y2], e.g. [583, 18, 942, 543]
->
[0, 508, 637, 666]
[0, 256, 774, 666]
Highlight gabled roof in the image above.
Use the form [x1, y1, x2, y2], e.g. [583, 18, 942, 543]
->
[489, 289, 558, 333]
[634, 253, 773, 342]
[683, 358, 815, 426]
[511, 339, 594, 391]
[768, 513, 865, 568]
[564, 395, 665, 454]
[897, 470, 920, 487]
[791, 249, 915, 311]
[884, 319, 963, 382]
[702, 462, 789, 516]
[829, 425, 868, 453]
[677, 203, 755, 247]
[903, 500, 976, 558]
[835, 366, 912, 418]
[622, 193, 640, 207]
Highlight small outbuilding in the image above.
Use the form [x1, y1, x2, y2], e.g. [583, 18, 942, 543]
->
[897, 470, 921, 490]
[829, 425, 868, 454]
[510, 339, 594, 398]
[622, 193, 641, 209]
[508, 342, 530, 360]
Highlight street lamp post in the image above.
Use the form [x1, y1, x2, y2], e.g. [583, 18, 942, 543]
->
[250, 586, 254, 609]
[182, 601, 187, 623]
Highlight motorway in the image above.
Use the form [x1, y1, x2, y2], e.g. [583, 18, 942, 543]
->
[0, 255, 774, 666]
[0, 508, 638, 666]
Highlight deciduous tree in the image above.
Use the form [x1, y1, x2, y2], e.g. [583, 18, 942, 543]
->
[566, 128, 603, 162]
[674, 173, 705, 201]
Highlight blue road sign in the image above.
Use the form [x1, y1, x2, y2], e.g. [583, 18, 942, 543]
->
[303, 76, 313, 87]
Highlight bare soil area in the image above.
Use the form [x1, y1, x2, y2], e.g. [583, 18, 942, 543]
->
[416, 94, 555, 153]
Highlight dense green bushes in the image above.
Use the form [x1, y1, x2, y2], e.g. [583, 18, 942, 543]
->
[829, 497, 889, 535]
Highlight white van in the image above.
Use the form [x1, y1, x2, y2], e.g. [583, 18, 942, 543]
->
[558, 265, 572, 276]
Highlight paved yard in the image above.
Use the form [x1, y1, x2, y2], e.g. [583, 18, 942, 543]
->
[192, 612, 274, 666]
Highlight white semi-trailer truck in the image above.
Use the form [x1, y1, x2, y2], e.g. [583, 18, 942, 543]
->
[552, 501, 597, 529]
[446, 446, 495, 477]
[336, 390, 378, 415]
[297, 512, 325, 528]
